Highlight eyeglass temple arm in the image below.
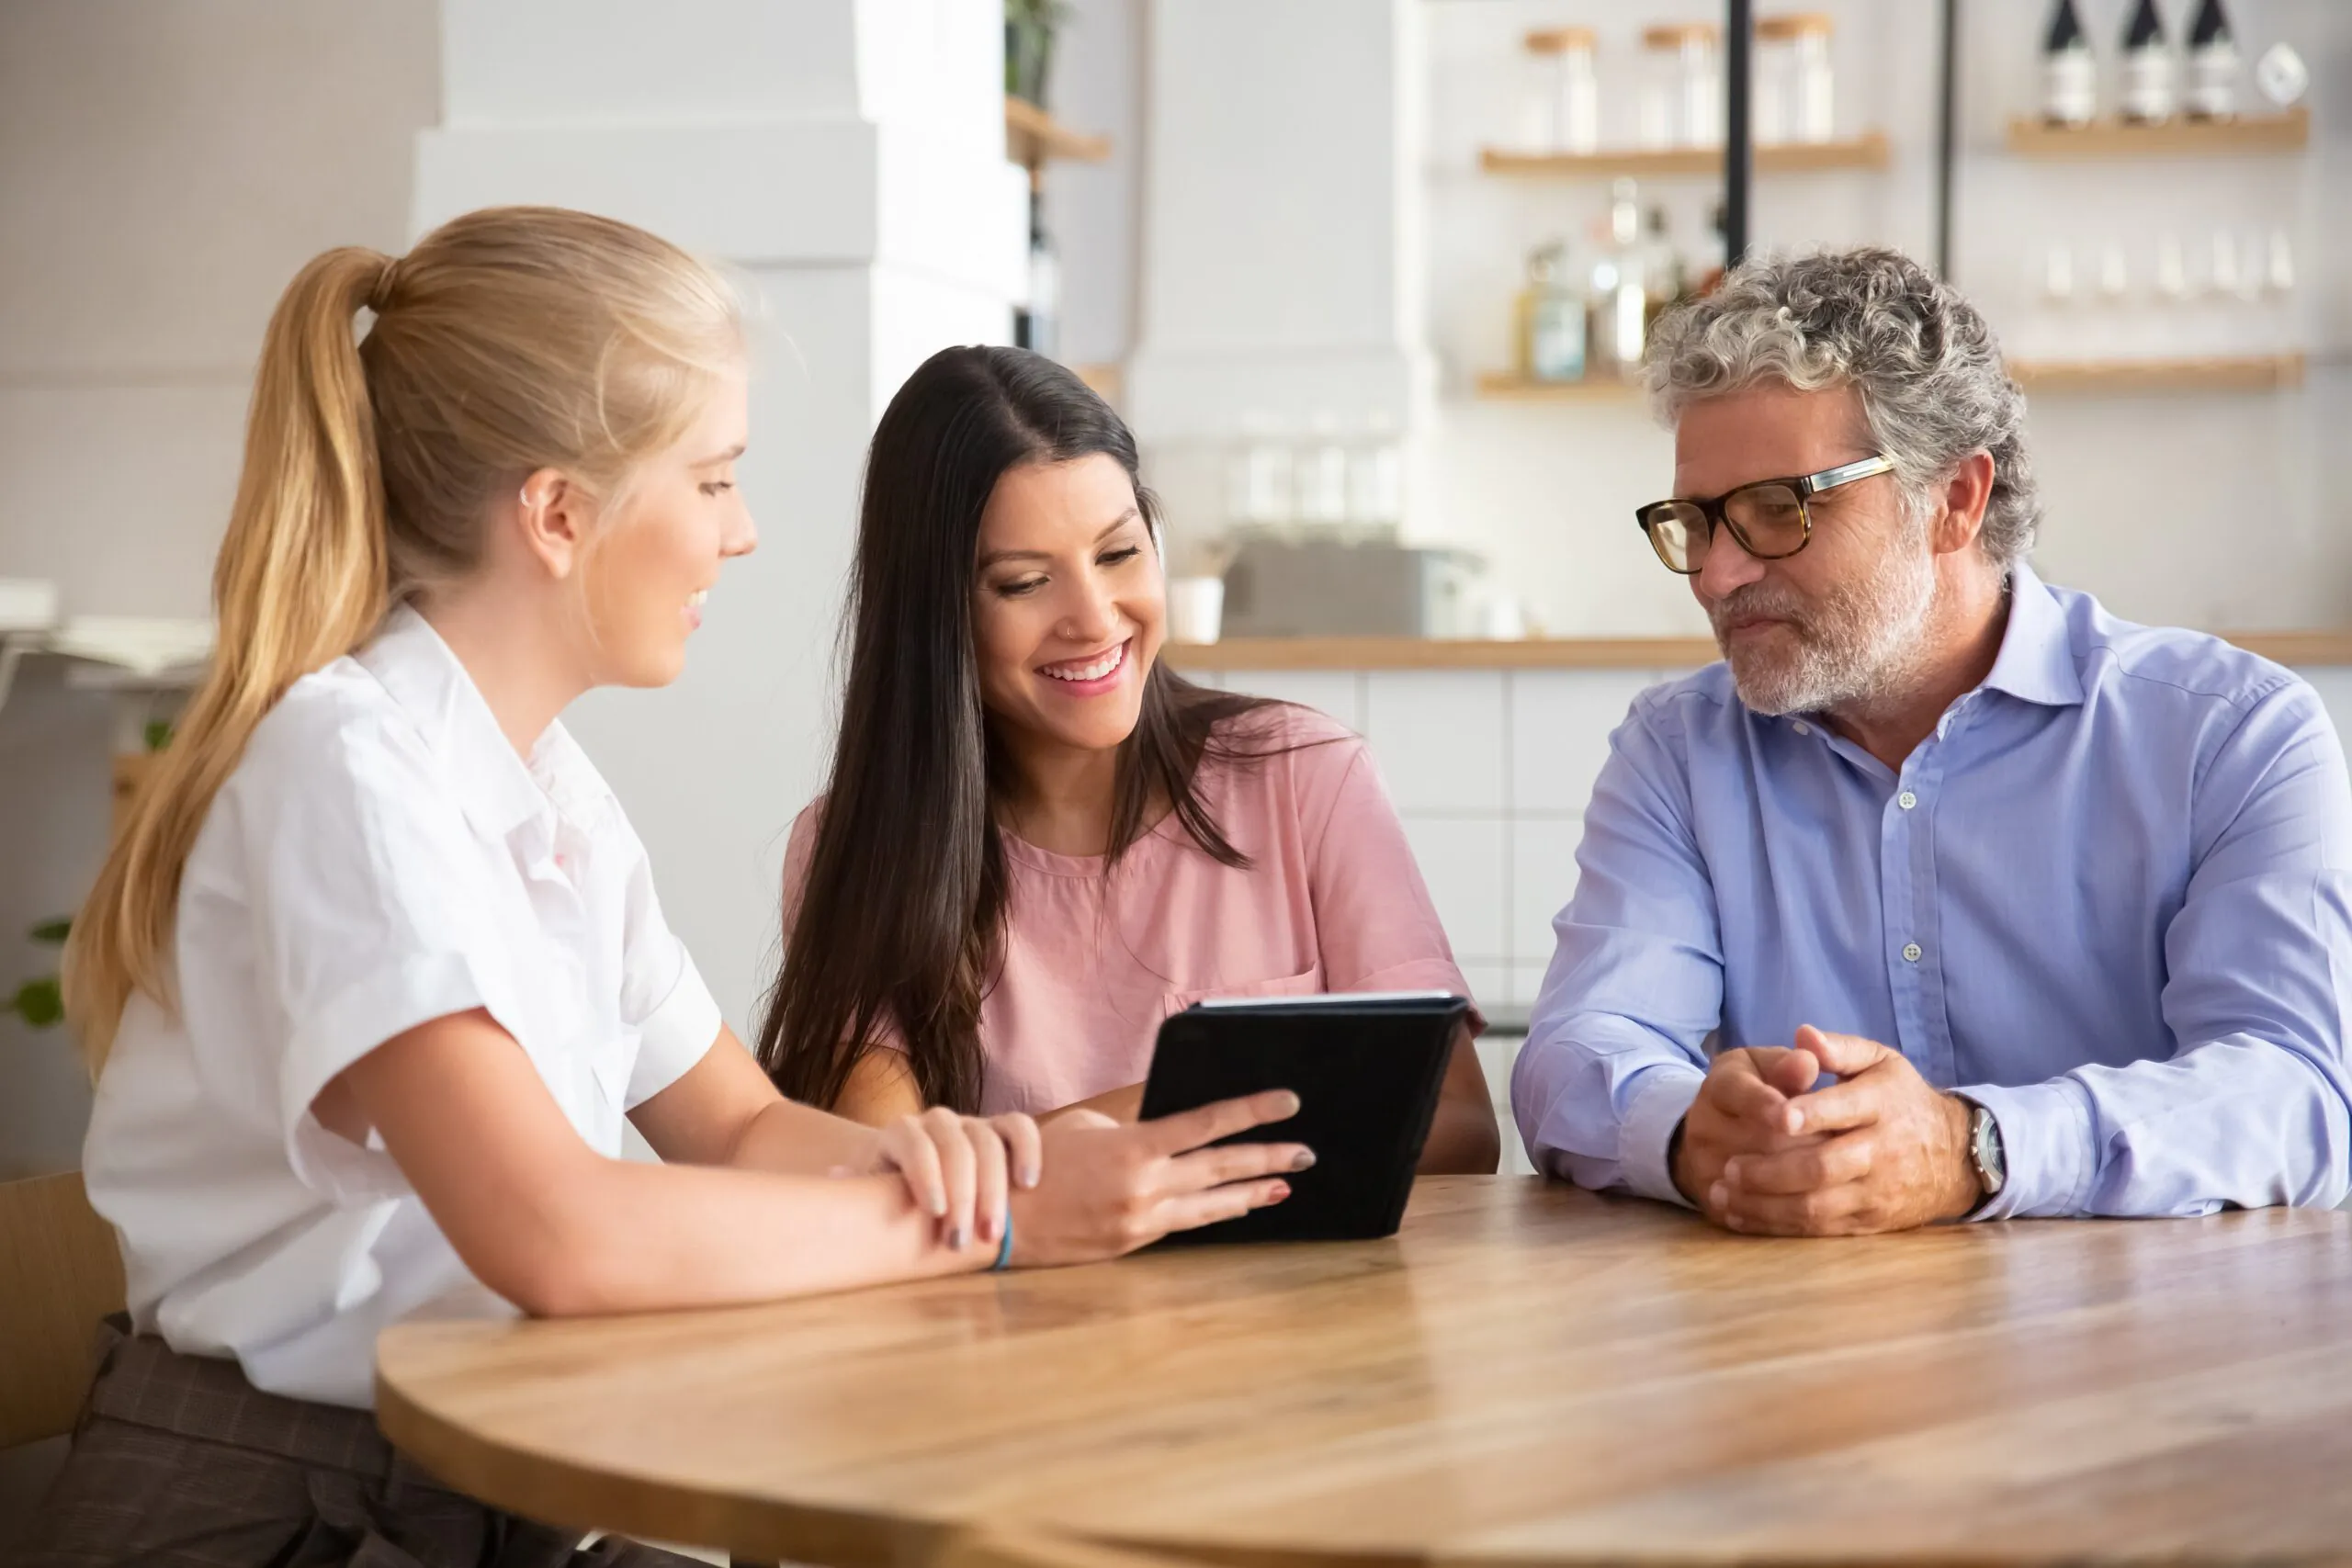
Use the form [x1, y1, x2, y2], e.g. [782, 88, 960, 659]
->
[1802, 455, 1897, 496]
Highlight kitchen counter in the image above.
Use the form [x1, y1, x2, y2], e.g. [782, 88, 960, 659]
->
[1166, 631, 2352, 671]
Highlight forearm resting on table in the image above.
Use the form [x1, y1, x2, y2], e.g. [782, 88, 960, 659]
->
[335, 1010, 986, 1316]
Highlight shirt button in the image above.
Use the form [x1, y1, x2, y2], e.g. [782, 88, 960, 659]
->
[1903, 942, 1924, 963]
[1897, 791, 1918, 810]
[1792, 721, 1812, 737]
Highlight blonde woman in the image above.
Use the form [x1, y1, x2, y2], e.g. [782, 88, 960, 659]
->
[24, 208, 1307, 1566]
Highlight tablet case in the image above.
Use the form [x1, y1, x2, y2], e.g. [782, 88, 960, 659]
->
[1137, 991, 1468, 1245]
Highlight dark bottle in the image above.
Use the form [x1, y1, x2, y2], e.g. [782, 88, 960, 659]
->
[1012, 184, 1059, 360]
[2120, 0, 2177, 124]
[2186, 0, 2240, 119]
[2041, 0, 2094, 127]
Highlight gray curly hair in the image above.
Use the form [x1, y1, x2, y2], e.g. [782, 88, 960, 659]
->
[1645, 246, 2040, 566]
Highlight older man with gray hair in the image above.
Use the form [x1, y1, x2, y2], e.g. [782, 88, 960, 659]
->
[1513, 246, 2352, 1234]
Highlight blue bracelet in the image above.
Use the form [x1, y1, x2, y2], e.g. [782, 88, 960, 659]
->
[991, 1211, 1014, 1271]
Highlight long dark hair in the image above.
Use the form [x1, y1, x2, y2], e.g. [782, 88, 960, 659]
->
[757, 346, 1283, 1113]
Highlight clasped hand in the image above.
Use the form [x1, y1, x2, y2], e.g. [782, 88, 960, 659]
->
[1670, 1026, 1979, 1236]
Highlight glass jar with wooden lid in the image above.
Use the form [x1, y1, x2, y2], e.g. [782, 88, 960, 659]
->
[1758, 13, 1836, 144]
[1642, 23, 1722, 150]
[1522, 26, 1600, 156]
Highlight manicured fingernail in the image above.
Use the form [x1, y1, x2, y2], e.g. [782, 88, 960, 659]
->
[1724, 1213, 1746, 1232]
[1268, 1181, 1292, 1201]
[1020, 1165, 1041, 1188]
[949, 1225, 968, 1250]
[1273, 1091, 1302, 1115]
[1786, 1109, 1805, 1134]
[1723, 1158, 1744, 1184]
[1709, 1182, 1729, 1209]
[1291, 1148, 1317, 1171]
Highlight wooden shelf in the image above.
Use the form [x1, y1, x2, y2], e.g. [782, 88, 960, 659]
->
[1164, 628, 2352, 672]
[2012, 353, 2305, 395]
[1005, 96, 1110, 170]
[1474, 372, 1641, 402]
[1168, 637, 1722, 671]
[2006, 107, 2308, 159]
[1480, 130, 1889, 179]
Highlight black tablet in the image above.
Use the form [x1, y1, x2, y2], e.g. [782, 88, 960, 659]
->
[1138, 990, 1469, 1245]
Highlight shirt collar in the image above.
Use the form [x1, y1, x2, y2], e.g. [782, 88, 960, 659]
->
[1979, 560, 2084, 709]
[355, 605, 614, 841]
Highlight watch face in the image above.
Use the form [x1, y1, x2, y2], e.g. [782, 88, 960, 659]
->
[1973, 1106, 2007, 1193]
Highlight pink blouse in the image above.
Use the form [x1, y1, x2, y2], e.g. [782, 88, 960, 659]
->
[780, 705, 1479, 1116]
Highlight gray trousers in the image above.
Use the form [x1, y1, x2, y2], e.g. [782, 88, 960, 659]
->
[9, 1319, 698, 1568]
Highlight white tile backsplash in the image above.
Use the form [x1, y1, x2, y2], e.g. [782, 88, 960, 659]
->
[1473, 1032, 1535, 1176]
[1218, 669, 1364, 731]
[1399, 815, 1508, 961]
[1456, 962, 1508, 1016]
[1509, 670, 1662, 815]
[1364, 671, 1507, 813]
[1510, 816, 1584, 964]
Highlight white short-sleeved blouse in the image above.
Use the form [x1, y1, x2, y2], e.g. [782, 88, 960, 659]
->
[83, 606, 723, 1407]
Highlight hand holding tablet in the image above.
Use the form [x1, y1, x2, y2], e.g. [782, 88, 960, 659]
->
[1139, 991, 1471, 1244]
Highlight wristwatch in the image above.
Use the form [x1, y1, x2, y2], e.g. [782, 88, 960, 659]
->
[1960, 1097, 2007, 1204]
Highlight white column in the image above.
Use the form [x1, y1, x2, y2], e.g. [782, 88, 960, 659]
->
[1123, 0, 1433, 442]
[413, 0, 1028, 1027]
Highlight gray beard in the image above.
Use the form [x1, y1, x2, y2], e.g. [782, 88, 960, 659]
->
[1712, 528, 1940, 717]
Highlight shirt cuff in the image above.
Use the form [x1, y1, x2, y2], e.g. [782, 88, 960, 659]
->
[1619, 1063, 1706, 1209]
[1952, 1077, 2095, 1220]
[626, 950, 726, 1109]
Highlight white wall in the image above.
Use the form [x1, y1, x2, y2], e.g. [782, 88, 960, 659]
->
[413, 0, 1026, 1038]
[0, 0, 440, 1176]
[1045, 0, 1146, 369]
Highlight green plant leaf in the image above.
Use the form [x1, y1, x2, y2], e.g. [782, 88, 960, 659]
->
[30, 917, 70, 945]
[144, 718, 174, 753]
[9, 977, 63, 1029]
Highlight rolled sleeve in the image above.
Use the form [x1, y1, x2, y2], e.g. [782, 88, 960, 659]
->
[1954, 1078, 2094, 1220]
[1513, 689, 1725, 1200]
[279, 951, 503, 1204]
[627, 944, 724, 1108]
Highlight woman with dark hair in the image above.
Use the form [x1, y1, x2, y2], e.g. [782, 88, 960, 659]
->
[757, 346, 1498, 1173]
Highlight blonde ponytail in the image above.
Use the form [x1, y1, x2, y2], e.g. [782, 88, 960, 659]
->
[66, 208, 742, 1069]
[67, 248, 391, 1067]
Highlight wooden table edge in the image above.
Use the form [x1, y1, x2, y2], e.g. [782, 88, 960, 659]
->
[372, 1181, 2352, 1568]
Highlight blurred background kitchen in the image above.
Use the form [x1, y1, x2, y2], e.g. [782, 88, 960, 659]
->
[2, 0, 2346, 1179]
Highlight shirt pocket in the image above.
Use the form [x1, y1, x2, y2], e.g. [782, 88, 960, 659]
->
[1163, 964, 1325, 1020]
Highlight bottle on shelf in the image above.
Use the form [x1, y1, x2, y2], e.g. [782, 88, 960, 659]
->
[1297, 412, 1351, 526]
[1014, 181, 1059, 359]
[1515, 242, 1587, 384]
[2119, 0, 2177, 125]
[1347, 412, 1407, 534]
[1588, 179, 1649, 379]
[1642, 206, 1686, 330]
[2040, 0, 2096, 129]
[2185, 0, 2239, 121]
[1694, 202, 1729, 297]
[1227, 412, 1295, 530]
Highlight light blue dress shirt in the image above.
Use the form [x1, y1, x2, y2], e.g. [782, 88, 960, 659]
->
[1513, 565, 2352, 1217]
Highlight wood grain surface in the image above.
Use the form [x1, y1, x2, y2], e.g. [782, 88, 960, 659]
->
[376, 1178, 2352, 1567]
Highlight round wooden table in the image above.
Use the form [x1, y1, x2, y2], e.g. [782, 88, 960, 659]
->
[376, 1177, 2352, 1566]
